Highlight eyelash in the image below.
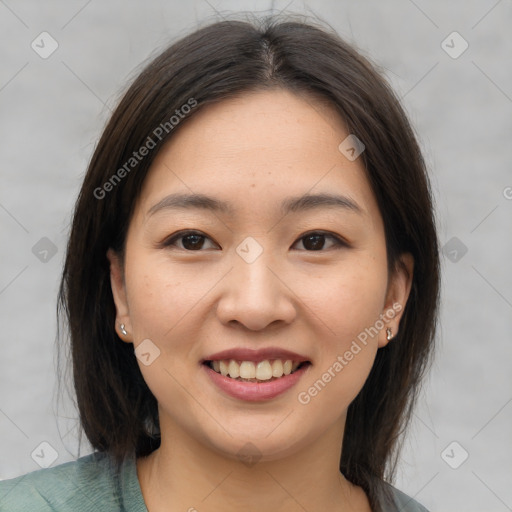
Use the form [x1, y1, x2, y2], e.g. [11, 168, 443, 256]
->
[161, 230, 349, 252]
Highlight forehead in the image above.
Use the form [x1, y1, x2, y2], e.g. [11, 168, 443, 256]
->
[135, 89, 381, 226]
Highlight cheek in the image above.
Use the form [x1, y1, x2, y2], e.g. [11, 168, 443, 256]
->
[293, 256, 387, 411]
[123, 253, 225, 381]
[125, 255, 204, 340]
[295, 254, 388, 344]
[123, 259, 203, 415]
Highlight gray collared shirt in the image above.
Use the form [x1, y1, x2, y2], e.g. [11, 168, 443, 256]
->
[0, 451, 430, 511]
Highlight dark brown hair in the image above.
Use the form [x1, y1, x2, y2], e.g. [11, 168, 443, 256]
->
[57, 12, 440, 510]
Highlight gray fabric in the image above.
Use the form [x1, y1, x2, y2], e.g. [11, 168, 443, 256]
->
[386, 484, 430, 512]
[0, 452, 145, 512]
[0, 452, 429, 511]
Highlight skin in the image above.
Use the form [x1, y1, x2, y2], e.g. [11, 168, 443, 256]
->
[108, 88, 413, 512]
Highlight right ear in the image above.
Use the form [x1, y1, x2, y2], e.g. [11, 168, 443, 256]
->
[107, 248, 133, 343]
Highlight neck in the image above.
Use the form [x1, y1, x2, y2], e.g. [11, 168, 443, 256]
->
[136, 414, 370, 512]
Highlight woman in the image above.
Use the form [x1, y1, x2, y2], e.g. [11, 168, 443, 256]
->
[0, 13, 439, 512]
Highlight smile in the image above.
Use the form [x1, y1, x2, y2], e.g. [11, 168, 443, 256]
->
[207, 359, 306, 381]
[202, 359, 312, 401]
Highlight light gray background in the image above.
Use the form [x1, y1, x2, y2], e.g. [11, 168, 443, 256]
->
[1, 1, 511, 511]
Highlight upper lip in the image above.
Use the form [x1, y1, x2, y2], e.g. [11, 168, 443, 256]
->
[202, 347, 310, 364]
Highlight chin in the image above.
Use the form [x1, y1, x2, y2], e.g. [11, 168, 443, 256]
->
[197, 420, 316, 465]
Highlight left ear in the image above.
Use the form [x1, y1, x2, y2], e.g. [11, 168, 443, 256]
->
[378, 252, 414, 348]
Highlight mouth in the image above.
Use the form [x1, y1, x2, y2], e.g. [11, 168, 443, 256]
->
[201, 357, 312, 401]
[203, 359, 311, 382]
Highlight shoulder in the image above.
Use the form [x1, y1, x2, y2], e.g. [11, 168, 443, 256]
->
[383, 483, 430, 512]
[0, 451, 132, 512]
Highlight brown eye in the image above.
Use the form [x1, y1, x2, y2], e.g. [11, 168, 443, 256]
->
[293, 231, 347, 251]
[163, 231, 218, 251]
[161, 230, 347, 252]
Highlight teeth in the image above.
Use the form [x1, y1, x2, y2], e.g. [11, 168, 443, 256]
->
[256, 360, 273, 380]
[209, 359, 304, 380]
[219, 360, 228, 376]
[272, 359, 283, 377]
[239, 361, 255, 379]
[228, 360, 240, 378]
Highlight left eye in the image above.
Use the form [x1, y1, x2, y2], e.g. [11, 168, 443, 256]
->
[291, 231, 346, 251]
[162, 230, 346, 251]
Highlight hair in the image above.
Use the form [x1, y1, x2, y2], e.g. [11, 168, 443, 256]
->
[57, 12, 440, 511]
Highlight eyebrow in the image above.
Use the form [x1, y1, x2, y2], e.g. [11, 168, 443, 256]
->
[146, 192, 364, 218]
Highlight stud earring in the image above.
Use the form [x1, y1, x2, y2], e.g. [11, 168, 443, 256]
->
[120, 323, 127, 336]
[386, 328, 393, 341]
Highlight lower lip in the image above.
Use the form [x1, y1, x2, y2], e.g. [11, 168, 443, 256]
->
[202, 363, 311, 402]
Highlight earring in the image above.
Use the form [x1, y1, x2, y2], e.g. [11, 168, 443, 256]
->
[120, 323, 127, 336]
[386, 328, 393, 341]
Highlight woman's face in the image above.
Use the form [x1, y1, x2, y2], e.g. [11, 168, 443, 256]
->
[108, 88, 412, 461]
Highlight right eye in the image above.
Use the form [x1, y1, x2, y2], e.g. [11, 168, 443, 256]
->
[161, 230, 220, 251]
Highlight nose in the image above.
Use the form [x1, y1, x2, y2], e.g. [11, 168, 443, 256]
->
[215, 251, 297, 331]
